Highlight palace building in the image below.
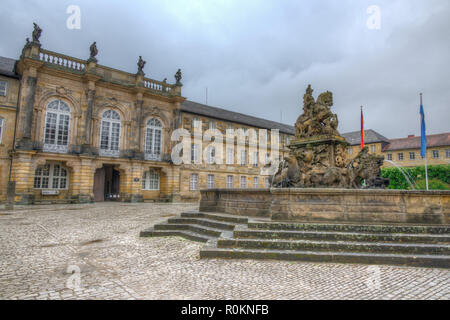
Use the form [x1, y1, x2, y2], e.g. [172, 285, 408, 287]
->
[1, 27, 448, 205]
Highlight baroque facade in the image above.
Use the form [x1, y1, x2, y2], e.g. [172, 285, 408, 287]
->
[0, 26, 293, 204]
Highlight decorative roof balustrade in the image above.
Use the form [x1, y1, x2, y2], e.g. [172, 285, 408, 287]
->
[39, 49, 86, 72]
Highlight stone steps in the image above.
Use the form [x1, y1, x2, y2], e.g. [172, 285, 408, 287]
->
[217, 238, 450, 255]
[248, 222, 450, 235]
[200, 247, 450, 269]
[140, 228, 214, 243]
[167, 217, 236, 230]
[154, 223, 226, 238]
[233, 228, 450, 244]
[181, 212, 249, 224]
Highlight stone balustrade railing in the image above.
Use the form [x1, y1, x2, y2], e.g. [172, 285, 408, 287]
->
[144, 78, 176, 95]
[37, 48, 180, 96]
[39, 49, 86, 71]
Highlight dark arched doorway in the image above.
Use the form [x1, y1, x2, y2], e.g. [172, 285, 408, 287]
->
[93, 165, 120, 202]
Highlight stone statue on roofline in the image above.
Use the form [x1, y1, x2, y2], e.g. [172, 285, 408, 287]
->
[175, 69, 182, 86]
[32, 23, 42, 43]
[137, 56, 146, 75]
[88, 42, 98, 63]
[271, 85, 389, 190]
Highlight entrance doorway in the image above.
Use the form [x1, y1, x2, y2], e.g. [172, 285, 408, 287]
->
[93, 165, 121, 202]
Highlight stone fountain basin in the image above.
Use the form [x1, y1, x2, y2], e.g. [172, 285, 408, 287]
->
[199, 188, 450, 225]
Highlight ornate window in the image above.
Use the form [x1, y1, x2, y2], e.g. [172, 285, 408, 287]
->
[142, 169, 160, 190]
[34, 163, 68, 190]
[145, 118, 163, 161]
[99, 110, 121, 157]
[0, 117, 3, 144]
[43, 100, 71, 153]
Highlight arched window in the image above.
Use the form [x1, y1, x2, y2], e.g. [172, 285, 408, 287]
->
[0, 117, 4, 144]
[43, 100, 71, 153]
[145, 118, 163, 161]
[34, 163, 69, 190]
[99, 110, 121, 157]
[142, 169, 160, 190]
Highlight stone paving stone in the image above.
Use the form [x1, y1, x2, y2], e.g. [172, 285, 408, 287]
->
[0, 202, 449, 300]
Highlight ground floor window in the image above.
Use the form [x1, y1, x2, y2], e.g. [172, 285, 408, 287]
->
[265, 178, 271, 188]
[387, 154, 392, 161]
[227, 175, 233, 188]
[253, 177, 259, 188]
[433, 150, 439, 159]
[208, 174, 215, 189]
[34, 163, 68, 189]
[190, 174, 199, 191]
[446, 149, 450, 158]
[241, 176, 247, 188]
[142, 169, 160, 190]
[398, 153, 404, 161]
[409, 152, 415, 160]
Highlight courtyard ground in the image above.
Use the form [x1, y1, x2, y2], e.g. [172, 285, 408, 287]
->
[0, 202, 448, 300]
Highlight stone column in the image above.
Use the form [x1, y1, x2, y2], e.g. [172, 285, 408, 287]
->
[135, 99, 143, 152]
[23, 76, 37, 140]
[11, 152, 40, 204]
[84, 89, 96, 145]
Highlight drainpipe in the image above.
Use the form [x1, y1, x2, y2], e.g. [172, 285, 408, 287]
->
[5, 65, 22, 210]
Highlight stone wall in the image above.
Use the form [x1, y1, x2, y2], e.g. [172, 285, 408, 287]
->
[200, 188, 450, 225]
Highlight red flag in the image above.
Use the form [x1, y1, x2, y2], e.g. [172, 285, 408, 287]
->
[361, 106, 365, 150]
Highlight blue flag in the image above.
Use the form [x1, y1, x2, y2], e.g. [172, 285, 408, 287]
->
[420, 103, 427, 158]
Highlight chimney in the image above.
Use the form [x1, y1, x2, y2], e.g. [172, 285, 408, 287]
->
[408, 135, 415, 138]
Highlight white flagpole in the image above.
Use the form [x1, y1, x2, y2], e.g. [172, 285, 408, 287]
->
[421, 93, 429, 191]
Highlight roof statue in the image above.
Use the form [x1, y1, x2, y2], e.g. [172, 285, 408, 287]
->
[32, 23, 42, 43]
[137, 56, 146, 75]
[88, 42, 98, 62]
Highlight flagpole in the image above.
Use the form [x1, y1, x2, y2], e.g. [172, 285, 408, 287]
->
[421, 93, 429, 191]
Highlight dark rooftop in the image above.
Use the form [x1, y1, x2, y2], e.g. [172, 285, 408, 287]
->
[383, 133, 450, 151]
[0, 57, 18, 78]
[341, 129, 390, 146]
[181, 100, 296, 135]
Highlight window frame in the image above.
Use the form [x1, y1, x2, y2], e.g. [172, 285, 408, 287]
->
[99, 110, 122, 157]
[240, 176, 247, 189]
[398, 153, 404, 161]
[190, 173, 199, 191]
[432, 150, 439, 159]
[34, 163, 69, 190]
[207, 174, 215, 189]
[0, 80, 7, 96]
[145, 118, 163, 161]
[0, 117, 3, 144]
[43, 100, 71, 154]
[253, 177, 259, 189]
[446, 149, 450, 159]
[226, 175, 234, 189]
[409, 152, 415, 161]
[142, 169, 160, 191]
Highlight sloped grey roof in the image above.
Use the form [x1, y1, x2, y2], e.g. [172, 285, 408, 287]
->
[384, 133, 450, 151]
[341, 129, 390, 146]
[181, 100, 296, 134]
[0, 56, 18, 78]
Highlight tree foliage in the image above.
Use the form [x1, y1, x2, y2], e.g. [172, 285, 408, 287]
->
[381, 165, 450, 190]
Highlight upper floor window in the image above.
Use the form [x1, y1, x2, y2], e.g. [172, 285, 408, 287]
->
[207, 146, 216, 164]
[240, 150, 247, 166]
[0, 117, 3, 144]
[34, 163, 68, 190]
[100, 110, 121, 157]
[192, 118, 201, 129]
[252, 151, 259, 167]
[432, 150, 439, 159]
[209, 121, 215, 130]
[191, 144, 199, 163]
[0, 81, 7, 96]
[240, 176, 247, 188]
[145, 118, 163, 161]
[226, 148, 234, 165]
[43, 100, 71, 154]
[265, 178, 271, 188]
[142, 169, 160, 191]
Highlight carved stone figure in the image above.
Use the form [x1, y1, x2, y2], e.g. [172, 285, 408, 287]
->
[137, 56, 146, 75]
[175, 69, 182, 85]
[89, 42, 98, 62]
[273, 85, 388, 189]
[32, 23, 42, 43]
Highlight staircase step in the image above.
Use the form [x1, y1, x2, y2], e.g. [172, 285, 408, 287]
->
[234, 229, 450, 244]
[248, 222, 450, 235]
[200, 247, 450, 268]
[218, 238, 450, 255]
[154, 223, 225, 237]
[182, 212, 249, 224]
[140, 228, 213, 243]
[168, 217, 236, 230]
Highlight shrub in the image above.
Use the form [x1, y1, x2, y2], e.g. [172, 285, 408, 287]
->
[381, 164, 450, 190]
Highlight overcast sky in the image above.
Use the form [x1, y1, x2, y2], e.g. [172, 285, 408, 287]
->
[1, 0, 449, 138]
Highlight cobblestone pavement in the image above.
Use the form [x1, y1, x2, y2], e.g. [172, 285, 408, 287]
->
[0, 203, 449, 300]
